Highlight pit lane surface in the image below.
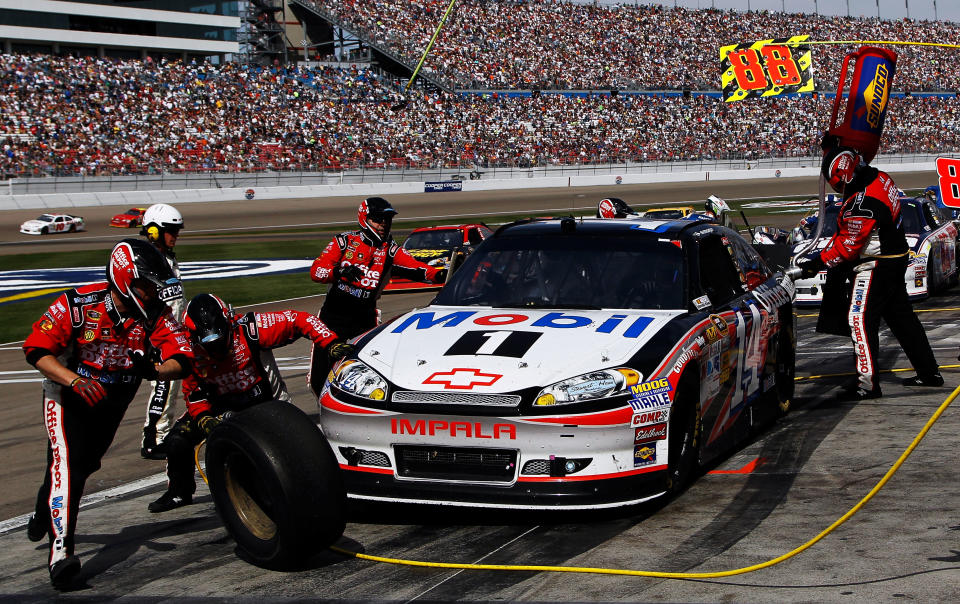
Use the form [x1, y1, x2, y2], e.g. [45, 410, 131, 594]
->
[3, 176, 960, 601]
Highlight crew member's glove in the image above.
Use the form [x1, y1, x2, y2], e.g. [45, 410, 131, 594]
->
[197, 413, 221, 436]
[796, 253, 825, 279]
[432, 268, 449, 284]
[128, 350, 159, 380]
[328, 340, 355, 361]
[339, 264, 364, 282]
[70, 377, 107, 407]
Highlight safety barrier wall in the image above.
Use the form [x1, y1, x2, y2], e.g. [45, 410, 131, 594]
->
[0, 161, 936, 211]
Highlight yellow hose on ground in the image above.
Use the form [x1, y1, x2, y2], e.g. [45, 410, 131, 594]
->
[330, 383, 960, 578]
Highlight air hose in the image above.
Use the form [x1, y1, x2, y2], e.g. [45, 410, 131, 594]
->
[329, 383, 960, 578]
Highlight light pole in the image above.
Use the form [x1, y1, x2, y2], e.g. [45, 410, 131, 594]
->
[905, 0, 910, 20]
[934, 0, 938, 21]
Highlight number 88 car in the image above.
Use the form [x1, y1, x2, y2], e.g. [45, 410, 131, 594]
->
[320, 216, 797, 510]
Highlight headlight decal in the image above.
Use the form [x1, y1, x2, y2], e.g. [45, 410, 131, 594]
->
[332, 360, 388, 400]
[534, 367, 639, 406]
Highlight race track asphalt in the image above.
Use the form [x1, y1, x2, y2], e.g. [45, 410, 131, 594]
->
[2, 172, 960, 601]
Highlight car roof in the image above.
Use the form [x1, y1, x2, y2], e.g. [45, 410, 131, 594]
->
[494, 216, 710, 240]
[645, 206, 694, 212]
[410, 224, 485, 232]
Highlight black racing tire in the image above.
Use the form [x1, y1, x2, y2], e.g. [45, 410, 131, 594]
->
[770, 315, 795, 417]
[129, 220, 136, 228]
[666, 372, 701, 495]
[40, 226, 48, 235]
[205, 400, 346, 569]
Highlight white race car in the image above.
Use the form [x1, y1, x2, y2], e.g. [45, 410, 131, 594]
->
[319, 216, 798, 510]
[792, 195, 958, 305]
[19, 213, 86, 235]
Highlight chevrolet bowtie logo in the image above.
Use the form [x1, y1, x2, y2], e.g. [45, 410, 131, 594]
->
[423, 368, 503, 390]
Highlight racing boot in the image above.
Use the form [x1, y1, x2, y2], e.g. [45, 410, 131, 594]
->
[901, 373, 944, 387]
[834, 386, 882, 402]
[26, 513, 47, 542]
[49, 555, 81, 590]
[140, 427, 167, 460]
[148, 490, 193, 513]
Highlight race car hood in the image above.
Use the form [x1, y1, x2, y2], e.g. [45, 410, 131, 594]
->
[358, 306, 684, 392]
[20, 220, 46, 228]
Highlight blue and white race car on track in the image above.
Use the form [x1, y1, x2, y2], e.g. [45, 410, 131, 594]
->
[319, 216, 798, 510]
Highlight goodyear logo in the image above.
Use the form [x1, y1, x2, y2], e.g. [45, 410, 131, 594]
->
[864, 63, 890, 129]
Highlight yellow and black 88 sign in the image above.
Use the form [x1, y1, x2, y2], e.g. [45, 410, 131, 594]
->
[720, 35, 814, 102]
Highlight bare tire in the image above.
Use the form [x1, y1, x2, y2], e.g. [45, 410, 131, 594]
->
[205, 400, 346, 569]
[40, 227, 48, 235]
[666, 372, 701, 495]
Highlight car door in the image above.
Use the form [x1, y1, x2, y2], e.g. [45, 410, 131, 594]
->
[54, 216, 66, 232]
[694, 230, 775, 451]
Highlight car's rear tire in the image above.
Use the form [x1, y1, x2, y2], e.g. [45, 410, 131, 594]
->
[205, 400, 346, 569]
[666, 372, 701, 495]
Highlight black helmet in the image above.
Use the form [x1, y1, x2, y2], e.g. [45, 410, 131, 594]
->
[596, 197, 636, 219]
[183, 293, 233, 359]
[106, 238, 177, 325]
[358, 196, 398, 245]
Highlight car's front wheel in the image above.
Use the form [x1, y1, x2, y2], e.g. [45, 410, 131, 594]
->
[205, 400, 346, 569]
[40, 227, 48, 235]
[666, 372, 701, 495]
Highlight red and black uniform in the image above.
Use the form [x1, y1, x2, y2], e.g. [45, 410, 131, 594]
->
[23, 283, 192, 568]
[307, 230, 441, 395]
[162, 310, 337, 498]
[815, 166, 939, 392]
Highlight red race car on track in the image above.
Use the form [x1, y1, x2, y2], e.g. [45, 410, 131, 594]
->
[385, 224, 493, 292]
[110, 207, 147, 228]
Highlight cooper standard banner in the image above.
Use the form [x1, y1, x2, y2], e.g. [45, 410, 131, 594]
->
[424, 181, 463, 192]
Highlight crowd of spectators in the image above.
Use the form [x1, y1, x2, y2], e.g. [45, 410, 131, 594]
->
[303, 0, 960, 93]
[5, 0, 960, 179]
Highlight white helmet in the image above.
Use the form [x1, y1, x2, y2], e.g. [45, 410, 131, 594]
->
[141, 203, 183, 242]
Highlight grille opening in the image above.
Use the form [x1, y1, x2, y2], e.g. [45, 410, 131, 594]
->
[395, 445, 517, 482]
[339, 447, 391, 467]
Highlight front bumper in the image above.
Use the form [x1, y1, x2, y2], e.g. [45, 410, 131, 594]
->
[319, 391, 669, 510]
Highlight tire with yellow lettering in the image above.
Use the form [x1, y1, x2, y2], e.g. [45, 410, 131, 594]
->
[206, 400, 346, 569]
[666, 371, 701, 495]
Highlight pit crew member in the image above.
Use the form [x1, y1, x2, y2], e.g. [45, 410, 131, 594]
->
[139, 203, 186, 460]
[797, 142, 942, 400]
[307, 197, 447, 398]
[23, 239, 192, 589]
[148, 294, 348, 512]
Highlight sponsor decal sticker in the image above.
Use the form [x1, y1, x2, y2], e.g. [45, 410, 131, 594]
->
[632, 408, 669, 426]
[634, 422, 668, 443]
[634, 444, 657, 467]
[693, 295, 712, 310]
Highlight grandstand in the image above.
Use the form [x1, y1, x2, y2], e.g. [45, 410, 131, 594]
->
[2, 3, 960, 185]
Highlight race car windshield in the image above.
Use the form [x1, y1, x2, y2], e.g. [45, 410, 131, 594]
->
[435, 233, 686, 310]
[37, 215, 54, 222]
[899, 202, 924, 235]
[403, 230, 463, 249]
